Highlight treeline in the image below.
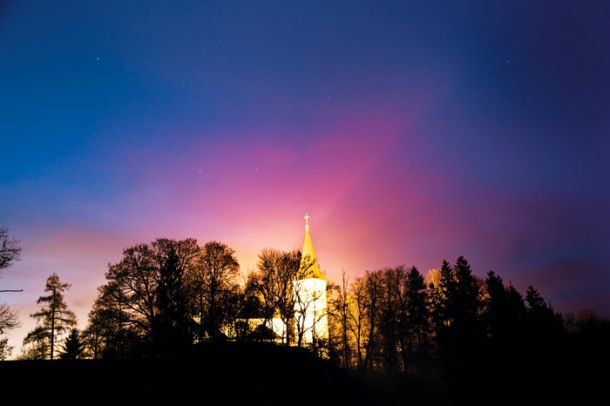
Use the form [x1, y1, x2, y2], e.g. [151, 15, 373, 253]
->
[17, 239, 318, 359]
[6, 236, 610, 386]
[328, 260, 564, 373]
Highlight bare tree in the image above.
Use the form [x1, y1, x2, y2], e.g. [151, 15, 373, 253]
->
[0, 228, 21, 274]
[349, 277, 367, 370]
[0, 303, 19, 359]
[292, 254, 325, 348]
[102, 239, 198, 336]
[363, 271, 383, 371]
[247, 249, 302, 344]
[187, 241, 240, 341]
[332, 271, 351, 368]
[0, 303, 18, 337]
[0, 228, 22, 358]
[86, 239, 199, 357]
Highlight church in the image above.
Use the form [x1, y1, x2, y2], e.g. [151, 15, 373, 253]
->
[247, 213, 329, 346]
[293, 213, 329, 345]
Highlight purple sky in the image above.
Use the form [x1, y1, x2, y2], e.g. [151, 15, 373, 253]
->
[1, 1, 609, 353]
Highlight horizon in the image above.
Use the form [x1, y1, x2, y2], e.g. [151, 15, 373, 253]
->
[1, 0, 609, 356]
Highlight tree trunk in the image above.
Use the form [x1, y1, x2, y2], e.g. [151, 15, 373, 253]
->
[50, 286, 56, 360]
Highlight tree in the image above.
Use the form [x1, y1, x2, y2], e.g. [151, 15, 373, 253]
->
[23, 273, 76, 360]
[104, 243, 160, 335]
[525, 285, 564, 341]
[429, 260, 456, 332]
[97, 239, 199, 349]
[247, 249, 302, 345]
[151, 242, 193, 355]
[429, 259, 455, 362]
[429, 257, 483, 373]
[0, 303, 18, 339]
[292, 254, 326, 348]
[402, 266, 429, 363]
[484, 271, 507, 340]
[16, 342, 47, 360]
[483, 271, 528, 346]
[0, 228, 22, 358]
[348, 277, 367, 370]
[188, 241, 240, 341]
[0, 304, 18, 360]
[61, 328, 83, 360]
[452, 256, 480, 332]
[85, 238, 211, 358]
[84, 282, 137, 359]
[363, 270, 383, 371]
[0, 228, 21, 273]
[334, 270, 351, 368]
[0, 337, 12, 360]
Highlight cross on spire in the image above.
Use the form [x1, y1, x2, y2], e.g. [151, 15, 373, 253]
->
[304, 212, 310, 233]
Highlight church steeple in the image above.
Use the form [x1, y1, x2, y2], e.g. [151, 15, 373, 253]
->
[300, 212, 323, 279]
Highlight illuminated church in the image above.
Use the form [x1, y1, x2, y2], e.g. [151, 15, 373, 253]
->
[293, 213, 329, 344]
[251, 213, 329, 345]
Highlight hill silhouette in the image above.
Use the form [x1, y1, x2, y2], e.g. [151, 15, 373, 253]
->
[0, 343, 387, 404]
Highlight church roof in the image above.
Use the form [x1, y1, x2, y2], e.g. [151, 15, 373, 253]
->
[300, 213, 324, 280]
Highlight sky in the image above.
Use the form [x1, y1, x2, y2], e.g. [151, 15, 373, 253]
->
[0, 0, 609, 354]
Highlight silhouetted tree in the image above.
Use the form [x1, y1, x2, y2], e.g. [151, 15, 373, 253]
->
[429, 256, 484, 382]
[16, 342, 47, 360]
[429, 260, 455, 333]
[567, 311, 610, 369]
[0, 228, 21, 273]
[23, 273, 76, 360]
[60, 328, 83, 360]
[452, 257, 480, 333]
[0, 338, 12, 360]
[0, 303, 18, 359]
[96, 239, 198, 354]
[235, 283, 266, 340]
[151, 242, 192, 355]
[188, 241, 240, 341]
[402, 266, 429, 364]
[483, 271, 527, 347]
[484, 271, 506, 340]
[333, 270, 351, 368]
[348, 276, 367, 370]
[429, 259, 455, 362]
[363, 270, 382, 371]
[293, 254, 326, 348]
[0, 228, 21, 357]
[377, 267, 403, 373]
[247, 249, 302, 345]
[525, 285, 564, 341]
[84, 282, 137, 358]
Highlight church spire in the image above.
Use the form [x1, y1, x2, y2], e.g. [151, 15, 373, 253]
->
[300, 212, 323, 279]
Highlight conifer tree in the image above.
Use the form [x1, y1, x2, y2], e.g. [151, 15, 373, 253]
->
[23, 273, 76, 360]
[152, 244, 192, 355]
[61, 328, 83, 360]
[404, 266, 429, 359]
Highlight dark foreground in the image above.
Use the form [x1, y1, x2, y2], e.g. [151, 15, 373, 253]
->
[0, 342, 605, 405]
[0, 343, 387, 404]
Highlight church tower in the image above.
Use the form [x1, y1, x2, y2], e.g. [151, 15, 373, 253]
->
[293, 213, 329, 345]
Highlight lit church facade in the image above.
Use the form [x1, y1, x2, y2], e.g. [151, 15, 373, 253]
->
[245, 214, 329, 346]
[293, 213, 329, 345]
